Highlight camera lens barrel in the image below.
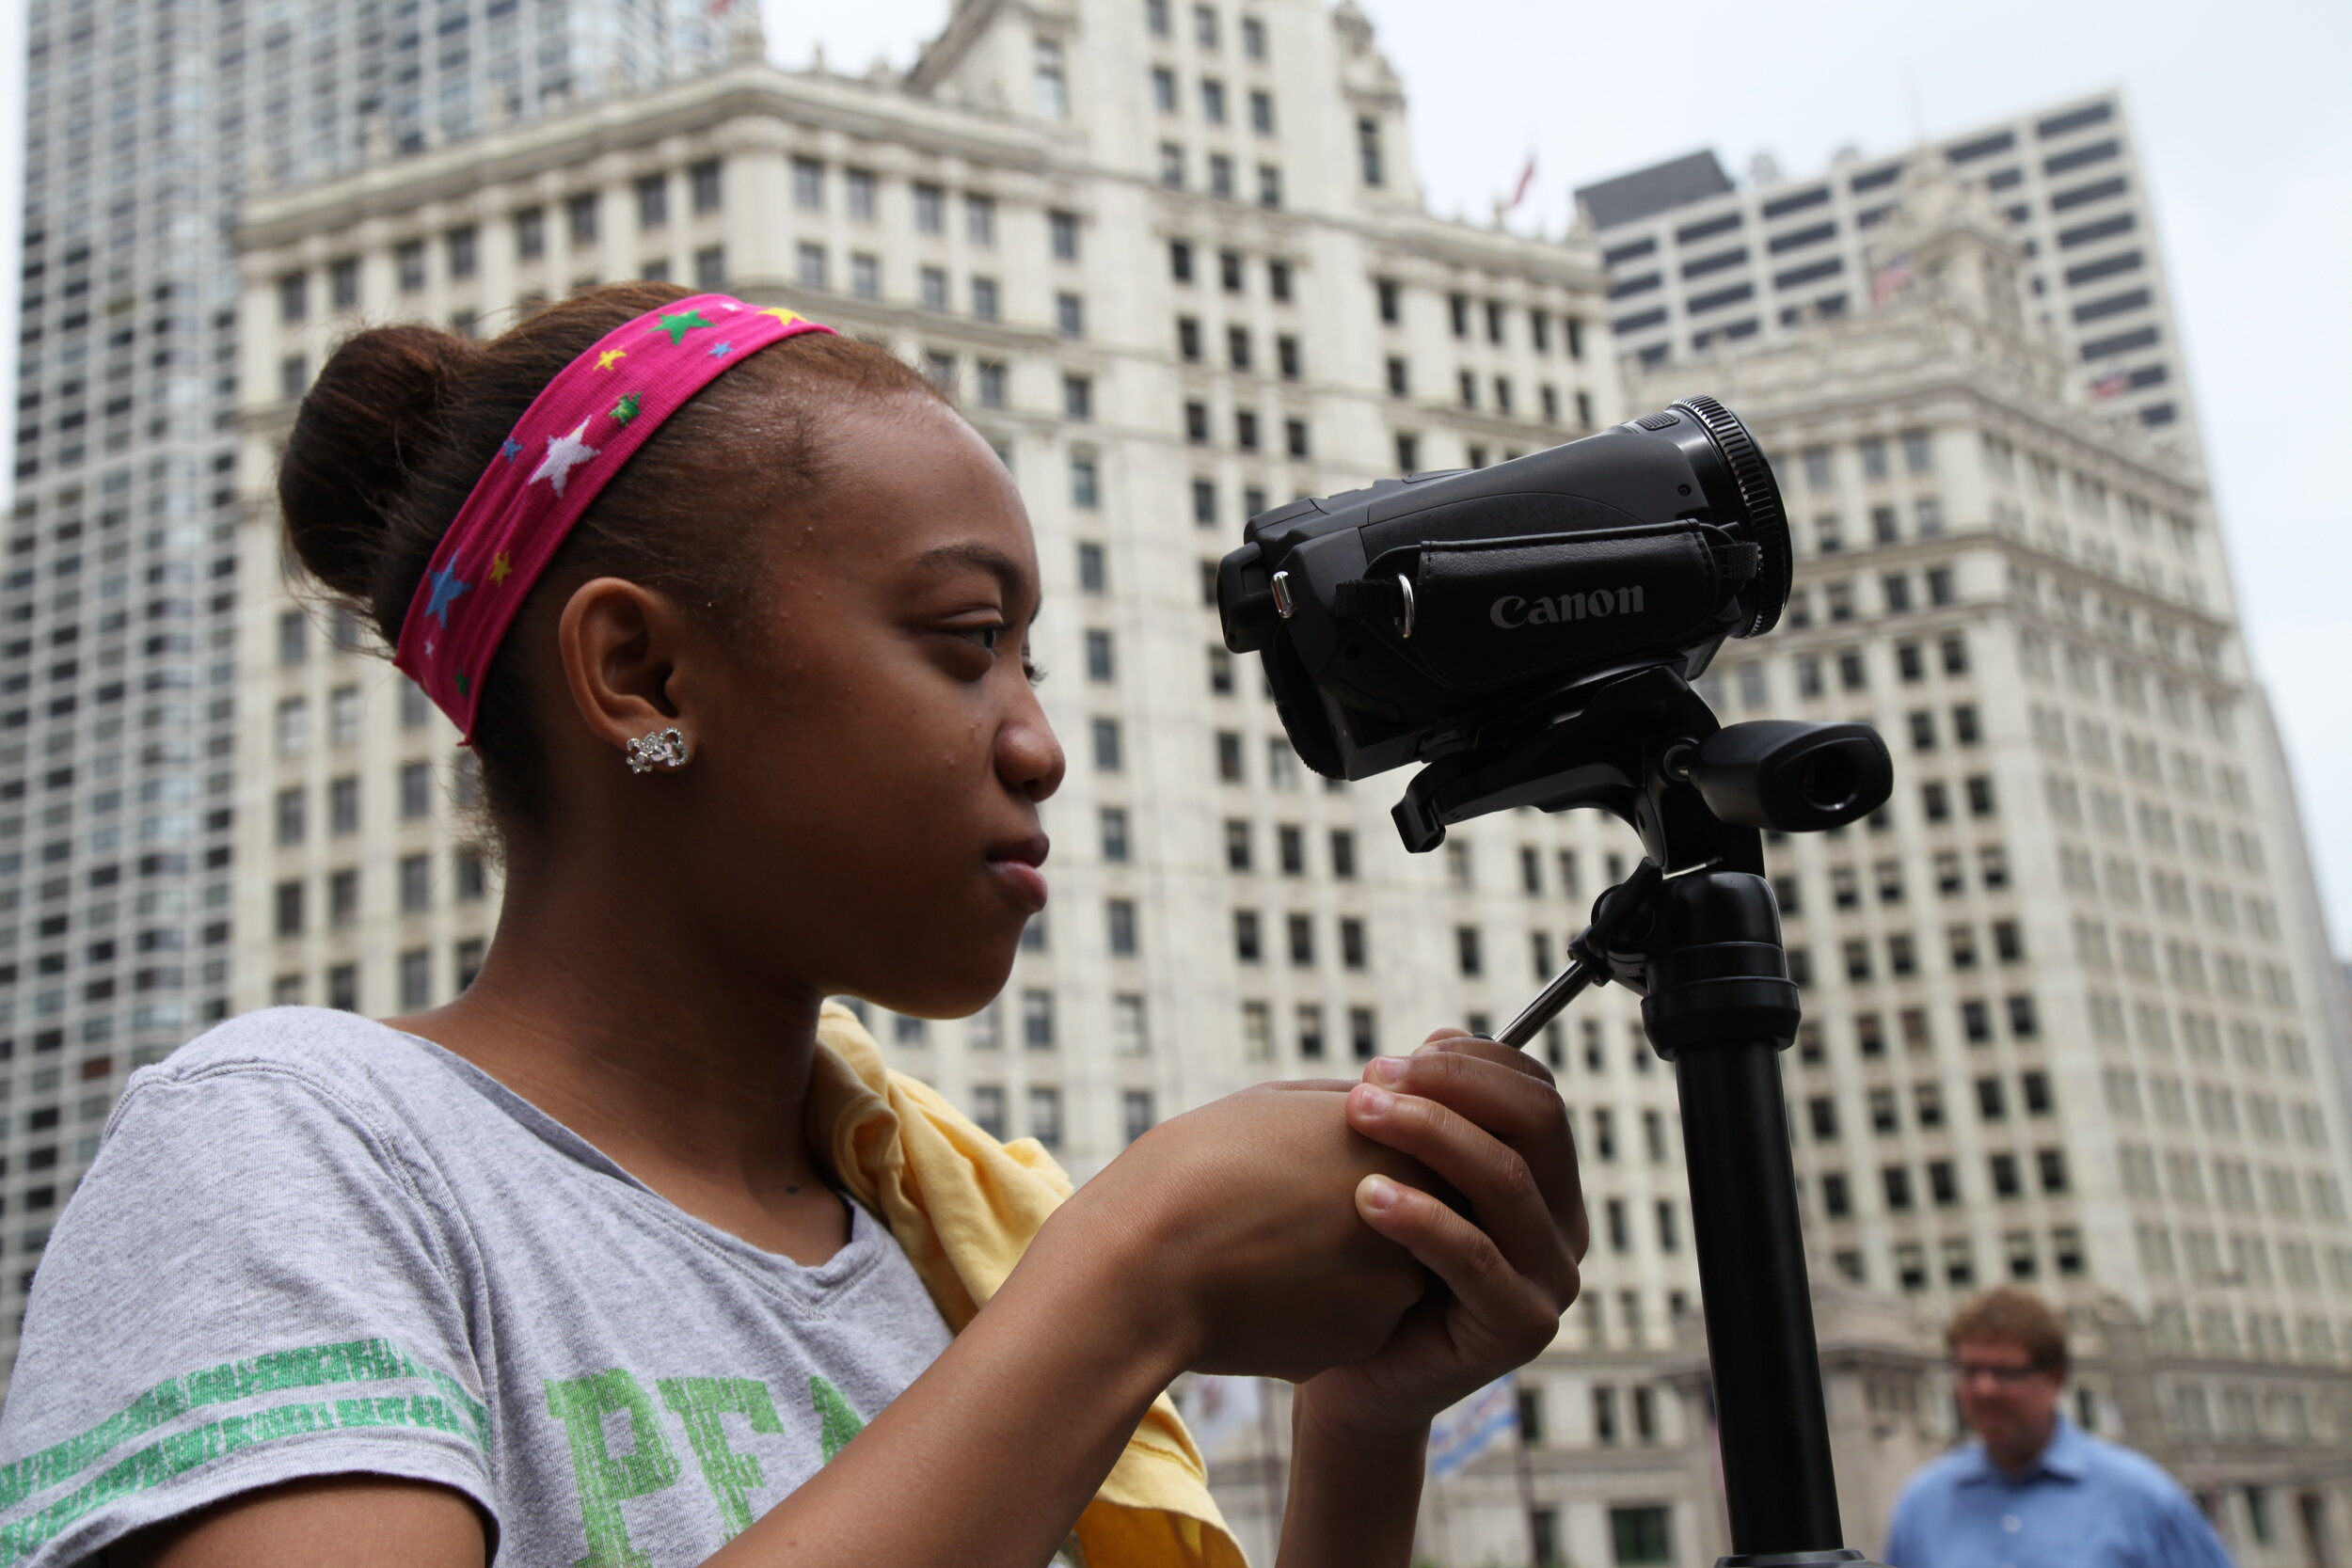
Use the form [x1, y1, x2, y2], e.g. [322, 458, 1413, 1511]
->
[1658, 395, 1793, 639]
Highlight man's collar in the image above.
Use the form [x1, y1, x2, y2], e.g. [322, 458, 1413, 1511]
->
[2037, 1415, 2091, 1480]
[1956, 1415, 2084, 1485]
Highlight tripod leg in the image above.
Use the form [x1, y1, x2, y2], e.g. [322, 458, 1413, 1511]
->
[1634, 865, 1882, 1566]
[1677, 1040, 1846, 1557]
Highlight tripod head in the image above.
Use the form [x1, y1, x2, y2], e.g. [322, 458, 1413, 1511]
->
[1391, 663, 1892, 873]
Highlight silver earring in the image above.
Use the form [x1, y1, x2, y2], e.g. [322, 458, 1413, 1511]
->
[626, 726, 689, 774]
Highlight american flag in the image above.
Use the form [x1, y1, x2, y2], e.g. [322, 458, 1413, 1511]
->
[2089, 370, 2131, 401]
[1870, 252, 1914, 306]
[1504, 152, 1538, 214]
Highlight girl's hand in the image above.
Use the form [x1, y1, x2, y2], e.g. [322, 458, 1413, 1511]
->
[1299, 1028, 1587, 1443]
[1037, 1081, 1438, 1383]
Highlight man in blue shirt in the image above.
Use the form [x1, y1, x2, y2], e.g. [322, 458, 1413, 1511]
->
[1885, 1286, 2234, 1568]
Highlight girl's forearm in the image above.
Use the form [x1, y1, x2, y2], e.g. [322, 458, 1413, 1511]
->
[711, 1211, 1195, 1568]
[1276, 1391, 1428, 1568]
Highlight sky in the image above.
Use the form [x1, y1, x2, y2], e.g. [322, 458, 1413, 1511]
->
[0, 0, 2345, 946]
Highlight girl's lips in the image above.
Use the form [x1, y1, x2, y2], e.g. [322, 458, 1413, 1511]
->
[988, 858, 1049, 912]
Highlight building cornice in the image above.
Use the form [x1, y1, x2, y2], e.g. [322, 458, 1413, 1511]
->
[240, 63, 1056, 249]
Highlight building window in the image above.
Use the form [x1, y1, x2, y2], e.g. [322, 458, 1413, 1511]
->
[1057, 293, 1085, 337]
[1349, 1006, 1378, 1059]
[1233, 910, 1263, 963]
[454, 846, 486, 901]
[1160, 143, 1185, 187]
[1049, 210, 1080, 261]
[399, 948, 431, 1010]
[1091, 718, 1123, 771]
[799, 245, 830, 291]
[329, 255, 362, 307]
[850, 253, 881, 300]
[399, 853, 431, 913]
[692, 246, 725, 290]
[565, 193, 599, 246]
[914, 183, 945, 233]
[789, 158, 823, 214]
[1063, 376, 1093, 420]
[977, 360, 1008, 408]
[328, 776, 360, 835]
[1113, 994, 1150, 1056]
[1121, 1089, 1155, 1145]
[1358, 117, 1384, 187]
[636, 175, 669, 230]
[1022, 989, 1056, 1050]
[399, 761, 434, 821]
[1084, 627, 1115, 681]
[1034, 40, 1068, 119]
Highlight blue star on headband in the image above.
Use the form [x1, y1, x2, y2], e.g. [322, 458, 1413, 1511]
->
[499, 437, 523, 463]
[422, 563, 470, 630]
[707, 341, 733, 358]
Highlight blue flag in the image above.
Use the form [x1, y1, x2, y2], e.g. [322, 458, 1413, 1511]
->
[1428, 1375, 1519, 1478]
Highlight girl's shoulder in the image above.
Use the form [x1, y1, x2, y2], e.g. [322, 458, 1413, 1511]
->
[127, 1004, 437, 1099]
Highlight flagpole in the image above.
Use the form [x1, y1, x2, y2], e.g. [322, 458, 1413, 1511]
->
[1511, 1370, 1543, 1567]
[1259, 1379, 1285, 1561]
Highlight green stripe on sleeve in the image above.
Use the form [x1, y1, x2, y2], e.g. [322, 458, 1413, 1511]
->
[0, 1390, 485, 1563]
[0, 1338, 489, 1517]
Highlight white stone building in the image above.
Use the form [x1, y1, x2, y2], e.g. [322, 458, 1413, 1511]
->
[1625, 165, 2352, 1564]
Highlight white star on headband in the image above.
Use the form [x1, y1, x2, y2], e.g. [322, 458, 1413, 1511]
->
[532, 419, 601, 498]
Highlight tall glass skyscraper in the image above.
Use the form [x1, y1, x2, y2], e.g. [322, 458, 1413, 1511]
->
[0, 0, 736, 1364]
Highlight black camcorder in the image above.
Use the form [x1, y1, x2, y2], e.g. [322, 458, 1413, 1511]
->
[1216, 396, 1888, 859]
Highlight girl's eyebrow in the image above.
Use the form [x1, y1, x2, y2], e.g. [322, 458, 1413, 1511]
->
[909, 542, 1040, 607]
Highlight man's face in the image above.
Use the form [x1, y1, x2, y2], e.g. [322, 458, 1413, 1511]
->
[1953, 1337, 2063, 1455]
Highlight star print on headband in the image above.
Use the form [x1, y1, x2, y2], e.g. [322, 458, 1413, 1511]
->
[390, 293, 836, 739]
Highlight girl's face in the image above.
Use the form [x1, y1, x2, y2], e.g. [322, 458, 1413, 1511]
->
[676, 393, 1063, 1019]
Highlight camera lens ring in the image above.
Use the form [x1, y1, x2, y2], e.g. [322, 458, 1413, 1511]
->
[1672, 395, 1792, 638]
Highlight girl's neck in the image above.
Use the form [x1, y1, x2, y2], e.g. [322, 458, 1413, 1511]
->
[391, 837, 851, 1264]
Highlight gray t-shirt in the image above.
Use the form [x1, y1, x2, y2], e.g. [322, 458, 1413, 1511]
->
[0, 1006, 959, 1566]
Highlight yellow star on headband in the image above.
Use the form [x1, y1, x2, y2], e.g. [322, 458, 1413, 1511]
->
[596, 349, 628, 371]
[488, 551, 512, 587]
[760, 308, 804, 326]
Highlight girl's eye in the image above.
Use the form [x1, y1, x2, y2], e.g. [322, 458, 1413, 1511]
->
[948, 624, 1043, 685]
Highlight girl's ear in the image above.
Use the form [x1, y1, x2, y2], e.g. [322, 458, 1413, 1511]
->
[555, 576, 703, 758]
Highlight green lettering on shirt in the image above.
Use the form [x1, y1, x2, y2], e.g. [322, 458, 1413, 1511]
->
[656, 1376, 782, 1540]
[544, 1369, 683, 1568]
[810, 1374, 866, 1464]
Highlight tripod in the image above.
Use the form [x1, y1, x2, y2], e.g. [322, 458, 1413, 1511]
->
[1394, 666, 1893, 1567]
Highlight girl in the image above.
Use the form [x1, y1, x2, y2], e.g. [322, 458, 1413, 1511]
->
[0, 283, 1584, 1568]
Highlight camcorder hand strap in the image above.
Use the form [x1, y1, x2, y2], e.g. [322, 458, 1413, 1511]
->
[1335, 521, 1759, 692]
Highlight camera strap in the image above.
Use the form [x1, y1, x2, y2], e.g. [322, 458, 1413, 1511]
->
[1337, 521, 1758, 692]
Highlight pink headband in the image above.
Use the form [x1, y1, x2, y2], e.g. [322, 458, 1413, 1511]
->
[392, 293, 837, 738]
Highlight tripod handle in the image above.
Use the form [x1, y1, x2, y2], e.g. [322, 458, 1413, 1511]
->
[1490, 959, 1597, 1050]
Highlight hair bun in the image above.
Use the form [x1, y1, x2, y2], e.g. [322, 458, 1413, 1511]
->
[279, 324, 482, 609]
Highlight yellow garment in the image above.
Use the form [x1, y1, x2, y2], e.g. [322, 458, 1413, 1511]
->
[806, 1002, 1248, 1568]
